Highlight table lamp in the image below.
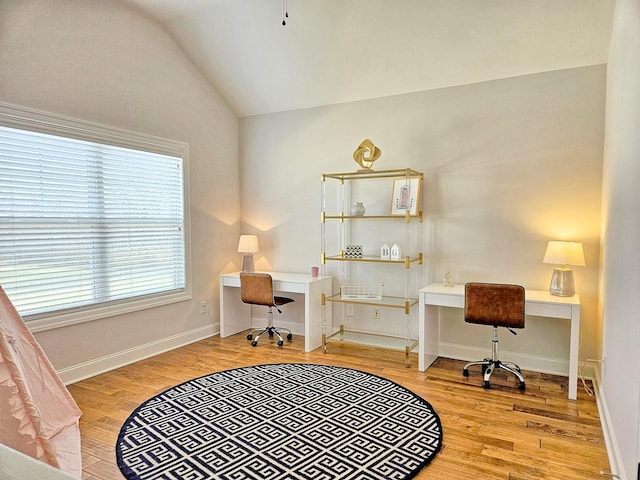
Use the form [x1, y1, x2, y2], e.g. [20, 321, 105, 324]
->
[237, 235, 258, 272]
[542, 241, 585, 297]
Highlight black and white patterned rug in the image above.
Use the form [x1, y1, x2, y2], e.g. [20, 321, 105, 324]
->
[116, 363, 443, 480]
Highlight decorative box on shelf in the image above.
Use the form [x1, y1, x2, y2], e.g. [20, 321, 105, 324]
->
[340, 284, 383, 300]
[344, 245, 363, 258]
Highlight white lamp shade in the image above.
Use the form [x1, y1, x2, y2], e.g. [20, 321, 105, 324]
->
[542, 241, 585, 267]
[237, 235, 259, 253]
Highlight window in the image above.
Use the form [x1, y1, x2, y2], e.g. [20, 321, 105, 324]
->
[0, 103, 191, 330]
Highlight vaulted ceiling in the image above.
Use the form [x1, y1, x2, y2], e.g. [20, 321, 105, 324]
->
[119, 0, 614, 117]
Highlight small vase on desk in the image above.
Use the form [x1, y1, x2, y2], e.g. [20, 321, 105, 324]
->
[351, 202, 365, 216]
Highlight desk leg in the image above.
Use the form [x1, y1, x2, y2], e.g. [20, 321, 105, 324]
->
[305, 279, 330, 352]
[568, 304, 580, 400]
[219, 285, 251, 338]
[419, 300, 440, 371]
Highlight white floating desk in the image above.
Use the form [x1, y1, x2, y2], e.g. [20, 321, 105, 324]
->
[419, 283, 581, 400]
[219, 272, 331, 352]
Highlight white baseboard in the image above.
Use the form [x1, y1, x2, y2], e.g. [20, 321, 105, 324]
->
[58, 324, 218, 385]
[439, 342, 569, 376]
[592, 368, 626, 480]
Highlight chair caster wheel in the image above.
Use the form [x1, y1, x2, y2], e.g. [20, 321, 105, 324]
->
[277, 340, 284, 347]
[287, 334, 293, 341]
[462, 369, 469, 377]
[483, 381, 491, 389]
[519, 382, 526, 391]
[251, 341, 258, 347]
[247, 334, 253, 340]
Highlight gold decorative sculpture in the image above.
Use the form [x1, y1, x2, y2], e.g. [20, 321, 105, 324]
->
[353, 139, 381, 170]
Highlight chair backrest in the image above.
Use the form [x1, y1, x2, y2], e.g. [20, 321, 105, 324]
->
[240, 273, 275, 307]
[464, 282, 525, 329]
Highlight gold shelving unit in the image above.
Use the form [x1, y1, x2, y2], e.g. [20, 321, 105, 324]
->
[320, 168, 424, 367]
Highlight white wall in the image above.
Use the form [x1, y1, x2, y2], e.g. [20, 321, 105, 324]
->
[0, 0, 240, 380]
[240, 65, 605, 374]
[601, 0, 640, 477]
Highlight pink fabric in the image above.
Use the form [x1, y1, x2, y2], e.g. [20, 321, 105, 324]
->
[0, 286, 82, 478]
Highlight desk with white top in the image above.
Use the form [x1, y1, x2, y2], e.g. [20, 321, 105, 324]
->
[419, 283, 581, 400]
[219, 272, 332, 352]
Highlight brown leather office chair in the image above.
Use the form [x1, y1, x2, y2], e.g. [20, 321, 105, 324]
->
[240, 273, 294, 347]
[462, 282, 526, 390]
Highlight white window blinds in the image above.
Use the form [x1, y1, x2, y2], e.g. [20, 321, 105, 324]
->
[0, 119, 187, 320]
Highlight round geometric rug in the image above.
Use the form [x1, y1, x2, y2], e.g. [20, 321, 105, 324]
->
[116, 363, 443, 480]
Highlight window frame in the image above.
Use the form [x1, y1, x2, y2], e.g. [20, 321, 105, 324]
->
[0, 102, 192, 333]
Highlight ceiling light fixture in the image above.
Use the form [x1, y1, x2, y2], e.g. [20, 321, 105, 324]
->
[282, 0, 288, 26]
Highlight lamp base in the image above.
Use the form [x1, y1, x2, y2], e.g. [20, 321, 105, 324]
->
[241, 254, 255, 272]
[549, 267, 575, 297]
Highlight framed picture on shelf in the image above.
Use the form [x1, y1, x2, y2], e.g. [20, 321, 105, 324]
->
[390, 176, 421, 215]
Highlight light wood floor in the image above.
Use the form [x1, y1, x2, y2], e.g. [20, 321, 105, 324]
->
[68, 333, 611, 480]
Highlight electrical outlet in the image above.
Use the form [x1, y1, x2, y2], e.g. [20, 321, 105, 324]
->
[373, 308, 380, 319]
[346, 304, 355, 317]
[602, 355, 607, 377]
[199, 301, 207, 314]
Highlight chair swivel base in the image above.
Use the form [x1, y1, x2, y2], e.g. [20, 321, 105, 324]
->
[247, 326, 293, 347]
[463, 358, 526, 391]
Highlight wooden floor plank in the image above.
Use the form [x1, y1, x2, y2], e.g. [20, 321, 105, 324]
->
[67, 334, 611, 480]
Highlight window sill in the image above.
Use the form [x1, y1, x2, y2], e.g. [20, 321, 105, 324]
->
[26, 290, 192, 333]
